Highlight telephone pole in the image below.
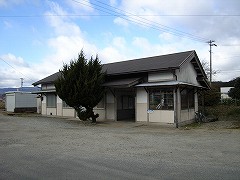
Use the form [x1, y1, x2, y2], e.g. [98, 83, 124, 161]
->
[20, 78, 24, 88]
[207, 40, 217, 86]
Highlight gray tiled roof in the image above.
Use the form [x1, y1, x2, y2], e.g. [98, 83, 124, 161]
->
[102, 50, 194, 75]
[33, 50, 195, 86]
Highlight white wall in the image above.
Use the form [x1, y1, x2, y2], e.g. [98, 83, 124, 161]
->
[176, 62, 200, 85]
[106, 91, 116, 120]
[6, 94, 15, 112]
[148, 72, 174, 82]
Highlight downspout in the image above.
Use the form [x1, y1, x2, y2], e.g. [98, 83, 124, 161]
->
[175, 87, 179, 128]
[173, 69, 179, 128]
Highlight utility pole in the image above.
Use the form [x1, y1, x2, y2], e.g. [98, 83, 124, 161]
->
[207, 40, 217, 86]
[20, 78, 24, 88]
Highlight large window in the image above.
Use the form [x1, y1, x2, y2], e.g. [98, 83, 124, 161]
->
[181, 88, 194, 109]
[149, 89, 174, 110]
[46, 94, 56, 107]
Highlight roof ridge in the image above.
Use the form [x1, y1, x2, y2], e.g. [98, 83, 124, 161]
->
[103, 50, 194, 65]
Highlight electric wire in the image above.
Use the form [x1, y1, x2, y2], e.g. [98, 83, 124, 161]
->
[93, 0, 208, 42]
[0, 57, 35, 83]
[72, 0, 208, 43]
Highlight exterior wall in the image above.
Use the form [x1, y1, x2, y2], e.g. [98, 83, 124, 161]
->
[149, 110, 174, 123]
[6, 92, 37, 112]
[6, 93, 15, 112]
[194, 89, 198, 112]
[56, 96, 62, 116]
[93, 109, 105, 120]
[136, 88, 148, 122]
[41, 94, 46, 115]
[46, 108, 57, 115]
[42, 84, 55, 90]
[176, 62, 200, 85]
[15, 93, 37, 108]
[62, 108, 75, 117]
[221, 87, 233, 99]
[180, 109, 195, 123]
[106, 91, 116, 120]
[148, 72, 174, 82]
[37, 97, 41, 114]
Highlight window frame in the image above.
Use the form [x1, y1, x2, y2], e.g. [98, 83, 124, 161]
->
[149, 88, 174, 110]
[181, 88, 195, 110]
[46, 93, 56, 108]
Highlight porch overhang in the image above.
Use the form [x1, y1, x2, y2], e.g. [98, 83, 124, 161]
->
[136, 81, 206, 89]
[31, 89, 56, 94]
[102, 78, 141, 88]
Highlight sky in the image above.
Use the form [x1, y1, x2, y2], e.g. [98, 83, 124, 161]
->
[0, 0, 240, 88]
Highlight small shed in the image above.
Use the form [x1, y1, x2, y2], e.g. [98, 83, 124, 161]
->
[5, 91, 37, 113]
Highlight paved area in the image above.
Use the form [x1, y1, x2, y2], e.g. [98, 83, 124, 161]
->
[0, 113, 240, 179]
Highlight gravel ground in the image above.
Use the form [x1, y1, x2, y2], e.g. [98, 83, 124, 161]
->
[0, 112, 240, 179]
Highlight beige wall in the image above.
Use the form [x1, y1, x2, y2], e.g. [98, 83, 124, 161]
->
[93, 109, 105, 120]
[62, 108, 75, 117]
[46, 108, 57, 115]
[41, 95, 46, 115]
[149, 110, 174, 123]
[136, 88, 148, 122]
[56, 96, 62, 116]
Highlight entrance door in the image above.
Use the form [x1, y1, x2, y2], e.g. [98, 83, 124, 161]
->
[117, 95, 135, 121]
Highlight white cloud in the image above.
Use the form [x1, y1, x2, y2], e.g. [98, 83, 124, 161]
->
[109, 0, 117, 6]
[65, 0, 94, 13]
[114, 17, 129, 27]
[0, 53, 29, 67]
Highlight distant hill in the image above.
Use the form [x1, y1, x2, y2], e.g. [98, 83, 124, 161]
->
[0, 87, 40, 95]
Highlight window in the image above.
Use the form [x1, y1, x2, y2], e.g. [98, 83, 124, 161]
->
[149, 89, 174, 110]
[181, 88, 194, 109]
[46, 94, 56, 107]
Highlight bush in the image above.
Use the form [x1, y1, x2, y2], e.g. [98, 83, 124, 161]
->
[221, 98, 240, 106]
[0, 101, 5, 109]
[203, 105, 240, 120]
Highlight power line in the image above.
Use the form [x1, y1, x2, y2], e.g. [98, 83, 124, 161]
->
[1, 14, 239, 18]
[93, 0, 209, 42]
[71, 0, 208, 43]
[0, 57, 35, 83]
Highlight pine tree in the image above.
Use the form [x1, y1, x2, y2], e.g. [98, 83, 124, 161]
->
[228, 77, 240, 100]
[55, 50, 105, 123]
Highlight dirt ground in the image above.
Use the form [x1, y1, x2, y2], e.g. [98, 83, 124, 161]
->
[0, 111, 240, 179]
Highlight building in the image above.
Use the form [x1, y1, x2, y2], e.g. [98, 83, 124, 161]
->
[33, 50, 209, 127]
[5, 91, 38, 113]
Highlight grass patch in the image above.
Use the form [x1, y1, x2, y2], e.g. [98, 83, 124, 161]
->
[227, 108, 240, 117]
[184, 122, 202, 129]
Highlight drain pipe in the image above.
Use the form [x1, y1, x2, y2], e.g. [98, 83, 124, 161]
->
[175, 87, 179, 128]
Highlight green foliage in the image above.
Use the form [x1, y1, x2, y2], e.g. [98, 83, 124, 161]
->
[221, 98, 240, 106]
[227, 108, 240, 117]
[228, 77, 240, 100]
[55, 50, 106, 123]
[199, 85, 221, 106]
